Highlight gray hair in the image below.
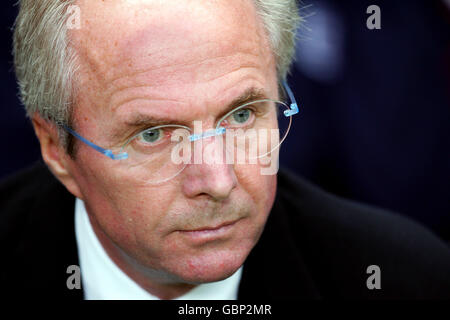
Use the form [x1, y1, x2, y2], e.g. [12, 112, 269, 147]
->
[13, 0, 301, 151]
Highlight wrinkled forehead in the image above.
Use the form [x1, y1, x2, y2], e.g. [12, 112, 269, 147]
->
[71, 0, 273, 91]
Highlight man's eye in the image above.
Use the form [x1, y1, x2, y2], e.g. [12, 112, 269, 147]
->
[229, 108, 253, 126]
[137, 128, 163, 144]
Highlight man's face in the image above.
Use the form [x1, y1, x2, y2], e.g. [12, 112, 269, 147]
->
[67, 0, 278, 283]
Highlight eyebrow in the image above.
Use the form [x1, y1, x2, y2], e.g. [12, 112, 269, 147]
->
[124, 114, 179, 128]
[226, 87, 268, 111]
[118, 87, 268, 132]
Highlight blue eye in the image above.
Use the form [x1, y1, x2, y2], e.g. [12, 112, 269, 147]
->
[231, 108, 252, 125]
[138, 128, 162, 144]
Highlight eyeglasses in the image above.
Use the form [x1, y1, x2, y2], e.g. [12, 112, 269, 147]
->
[63, 80, 299, 184]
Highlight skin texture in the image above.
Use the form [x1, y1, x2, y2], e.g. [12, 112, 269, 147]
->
[33, 0, 278, 299]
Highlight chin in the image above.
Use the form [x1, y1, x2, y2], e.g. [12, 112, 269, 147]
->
[165, 243, 252, 284]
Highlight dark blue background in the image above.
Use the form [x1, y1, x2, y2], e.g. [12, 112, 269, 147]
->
[2, 1, 449, 242]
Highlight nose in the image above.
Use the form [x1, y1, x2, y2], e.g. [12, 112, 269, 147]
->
[181, 136, 237, 200]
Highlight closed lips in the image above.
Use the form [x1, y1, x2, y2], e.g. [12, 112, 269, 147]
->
[181, 220, 239, 232]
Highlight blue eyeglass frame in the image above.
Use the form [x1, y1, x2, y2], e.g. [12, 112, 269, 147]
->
[63, 80, 299, 161]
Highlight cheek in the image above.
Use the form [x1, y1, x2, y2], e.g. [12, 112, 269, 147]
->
[70, 154, 179, 248]
[235, 164, 277, 210]
[232, 164, 277, 242]
[253, 174, 277, 233]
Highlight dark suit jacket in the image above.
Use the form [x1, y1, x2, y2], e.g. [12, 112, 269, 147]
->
[1, 162, 449, 299]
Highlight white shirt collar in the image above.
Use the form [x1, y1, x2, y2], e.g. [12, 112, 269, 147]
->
[74, 198, 243, 300]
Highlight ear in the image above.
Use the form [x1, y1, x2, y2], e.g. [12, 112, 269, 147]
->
[32, 114, 84, 200]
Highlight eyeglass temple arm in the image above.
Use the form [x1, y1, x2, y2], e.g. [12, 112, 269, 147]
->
[282, 80, 299, 117]
[63, 125, 129, 160]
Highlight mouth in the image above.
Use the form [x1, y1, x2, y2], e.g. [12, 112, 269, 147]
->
[177, 219, 243, 243]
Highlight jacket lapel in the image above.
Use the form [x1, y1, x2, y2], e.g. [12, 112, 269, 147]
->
[238, 191, 321, 299]
[15, 173, 83, 299]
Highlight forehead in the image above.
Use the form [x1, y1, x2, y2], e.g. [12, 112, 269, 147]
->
[71, 0, 276, 129]
[73, 0, 271, 82]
